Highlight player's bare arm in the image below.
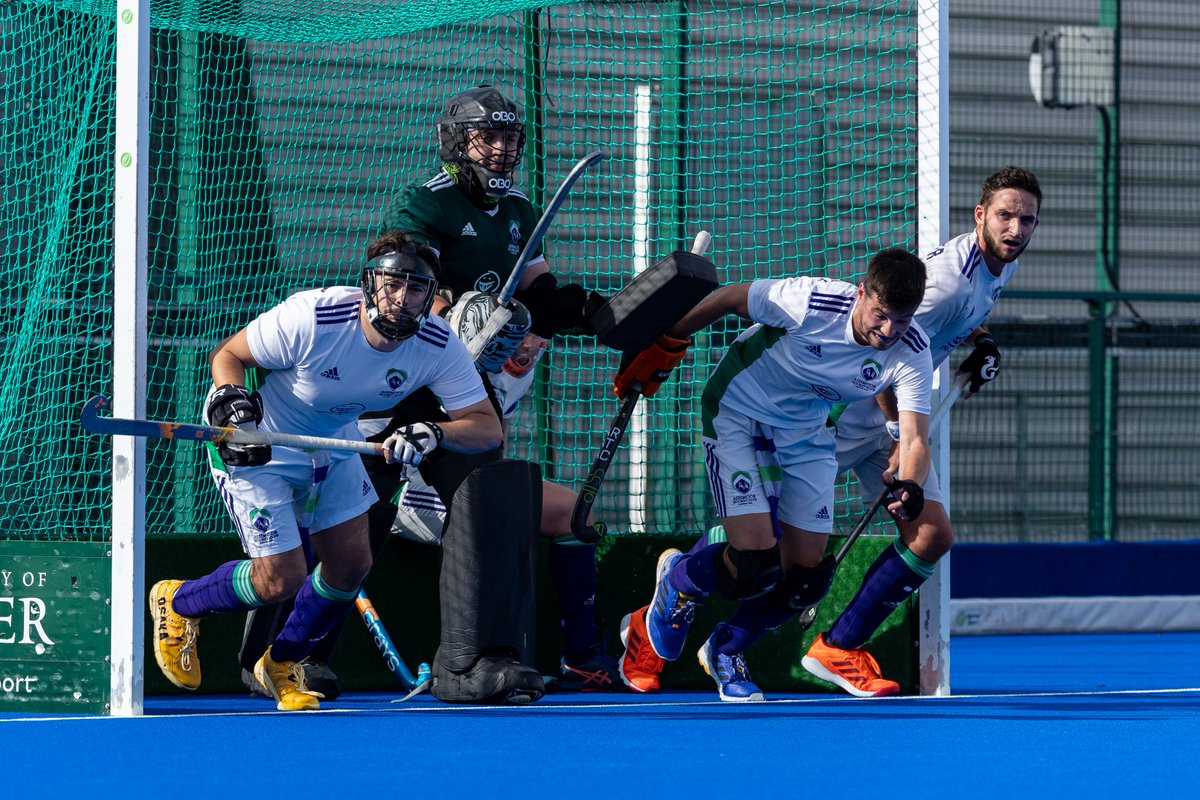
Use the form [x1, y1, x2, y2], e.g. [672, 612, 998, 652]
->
[439, 397, 503, 453]
[666, 282, 751, 339]
[209, 328, 259, 386]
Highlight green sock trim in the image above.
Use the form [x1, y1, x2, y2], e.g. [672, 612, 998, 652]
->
[232, 560, 266, 607]
[706, 524, 727, 544]
[551, 535, 592, 547]
[894, 539, 937, 580]
[311, 564, 359, 602]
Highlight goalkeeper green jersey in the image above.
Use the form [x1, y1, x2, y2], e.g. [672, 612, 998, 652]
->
[379, 167, 544, 298]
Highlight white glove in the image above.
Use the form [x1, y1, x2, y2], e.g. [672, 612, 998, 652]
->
[382, 422, 444, 466]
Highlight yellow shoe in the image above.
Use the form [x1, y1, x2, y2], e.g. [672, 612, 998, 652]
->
[149, 580, 201, 690]
[254, 649, 323, 711]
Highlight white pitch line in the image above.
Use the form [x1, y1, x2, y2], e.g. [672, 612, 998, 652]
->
[2, 685, 1199, 724]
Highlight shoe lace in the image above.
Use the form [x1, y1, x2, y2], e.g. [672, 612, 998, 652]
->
[728, 653, 753, 682]
[669, 594, 696, 625]
[288, 662, 323, 698]
[178, 619, 199, 671]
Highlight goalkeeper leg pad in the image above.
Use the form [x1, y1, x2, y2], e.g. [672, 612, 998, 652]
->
[432, 459, 544, 704]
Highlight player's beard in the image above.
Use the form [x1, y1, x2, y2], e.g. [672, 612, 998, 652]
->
[981, 225, 1027, 264]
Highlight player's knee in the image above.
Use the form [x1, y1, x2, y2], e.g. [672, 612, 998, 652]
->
[778, 556, 836, 610]
[902, 506, 950, 563]
[714, 542, 783, 600]
[251, 560, 308, 603]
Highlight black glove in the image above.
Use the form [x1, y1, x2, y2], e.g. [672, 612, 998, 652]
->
[884, 476, 925, 520]
[206, 384, 270, 467]
[514, 272, 605, 338]
[958, 333, 1001, 394]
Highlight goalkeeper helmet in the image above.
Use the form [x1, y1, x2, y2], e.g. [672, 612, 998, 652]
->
[361, 238, 440, 343]
[436, 85, 526, 199]
[446, 291, 532, 373]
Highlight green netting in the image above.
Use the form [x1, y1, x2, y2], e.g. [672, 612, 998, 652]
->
[2, 0, 918, 542]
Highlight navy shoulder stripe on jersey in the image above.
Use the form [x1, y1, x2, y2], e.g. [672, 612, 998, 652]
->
[415, 321, 450, 348]
[314, 299, 359, 325]
[902, 327, 929, 353]
[808, 290, 854, 314]
[961, 243, 981, 280]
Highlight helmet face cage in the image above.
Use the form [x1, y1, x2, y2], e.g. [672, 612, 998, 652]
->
[447, 291, 532, 372]
[436, 86, 526, 198]
[361, 250, 439, 342]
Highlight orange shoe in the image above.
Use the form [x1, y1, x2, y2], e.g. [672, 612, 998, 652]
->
[618, 606, 665, 693]
[801, 632, 900, 697]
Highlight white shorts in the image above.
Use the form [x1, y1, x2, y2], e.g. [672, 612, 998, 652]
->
[702, 404, 838, 534]
[209, 447, 378, 558]
[835, 430, 945, 505]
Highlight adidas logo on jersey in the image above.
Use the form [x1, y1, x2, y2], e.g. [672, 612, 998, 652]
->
[815, 506, 831, 521]
[461, 222, 477, 237]
[805, 345, 823, 358]
[320, 367, 341, 381]
[362, 481, 371, 496]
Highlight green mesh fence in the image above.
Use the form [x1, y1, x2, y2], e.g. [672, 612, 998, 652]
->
[3, 0, 920, 543]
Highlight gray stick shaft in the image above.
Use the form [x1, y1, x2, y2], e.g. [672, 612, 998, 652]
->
[79, 394, 382, 456]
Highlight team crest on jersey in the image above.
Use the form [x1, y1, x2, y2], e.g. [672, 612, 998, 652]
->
[507, 221, 523, 255]
[810, 383, 842, 402]
[853, 358, 883, 392]
[475, 270, 502, 293]
[377, 368, 410, 398]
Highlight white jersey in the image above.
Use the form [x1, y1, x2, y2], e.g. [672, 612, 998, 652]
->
[835, 231, 1019, 438]
[703, 276, 934, 433]
[236, 286, 488, 441]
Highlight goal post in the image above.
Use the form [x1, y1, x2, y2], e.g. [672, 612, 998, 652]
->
[0, 0, 945, 713]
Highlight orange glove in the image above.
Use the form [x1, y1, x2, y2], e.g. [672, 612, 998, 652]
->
[613, 334, 691, 399]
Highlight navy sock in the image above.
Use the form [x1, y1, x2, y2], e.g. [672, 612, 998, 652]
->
[827, 542, 928, 650]
[549, 540, 599, 661]
[713, 581, 800, 655]
[670, 542, 724, 597]
[270, 566, 358, 663]
[172, 560, 263, 617]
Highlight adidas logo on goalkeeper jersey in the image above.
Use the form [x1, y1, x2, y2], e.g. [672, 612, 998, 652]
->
[461, 223, 477, 237]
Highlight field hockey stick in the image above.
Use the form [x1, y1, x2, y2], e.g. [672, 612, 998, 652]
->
[355, 589, 432, 695]
[80, 394, 384, 456]
[570, 230, 713, 543]
[795, 373, 969, 630]
[465, 150, 607, 362]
